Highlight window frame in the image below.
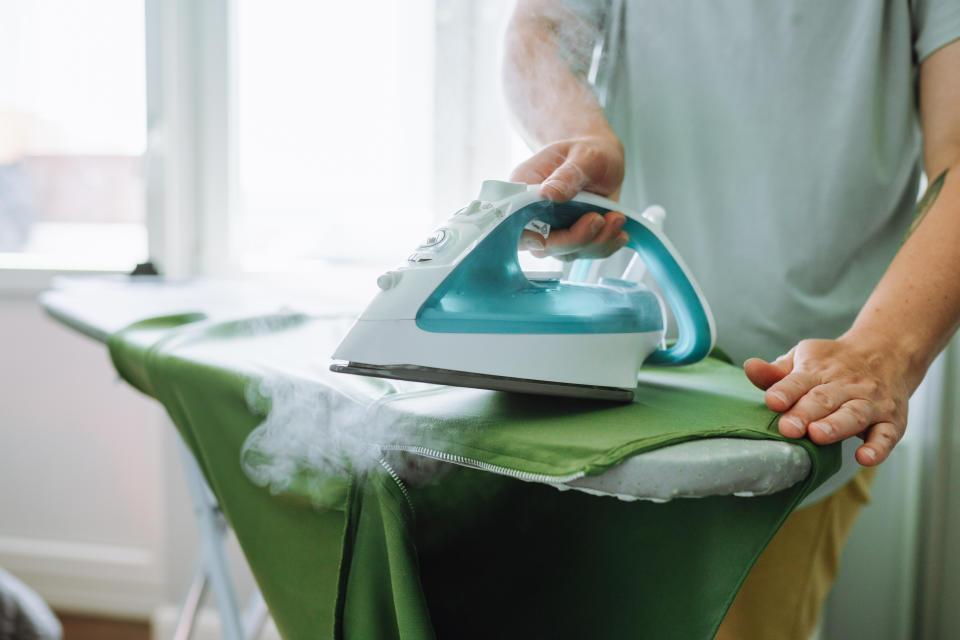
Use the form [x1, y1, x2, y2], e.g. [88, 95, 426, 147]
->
[1, 0, 536, 296]
[144, 0, 237, 278]
[0, 0, 235, 295]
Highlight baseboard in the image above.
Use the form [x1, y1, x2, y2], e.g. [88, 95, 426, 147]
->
[152, 604, 281, 640]
[0, 534, 163, 619]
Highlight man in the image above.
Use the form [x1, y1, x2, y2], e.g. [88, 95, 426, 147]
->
[503, 1, 960, 638]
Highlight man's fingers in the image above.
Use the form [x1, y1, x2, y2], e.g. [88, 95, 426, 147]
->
[806, 399, 875, 444]
[591, 212, 625, 244]
[769, 370, 820, 437]
[779, 383, 847, 434]
[535, 212, 604, 256]
[518, 209, 627, 259]
[510, 147, 565, 185]
[541, 159, 589, 202]
[567, 231, 629, 260]
[766, 368, 818, 414]
[742, 337, 907, 463]
[610, 230, 630, 253]
[570, 212, 627, 258]
[510, 136, 624, 203]
[518, 229, 546, 252]
[558, 212, 604, 248]
[746, 348, 796, 391]
[743, 358, 788, 390]
[857, 422, 901, 466]
[535, 211, 629, 259]
[509, 163, 547, 186]
[771, 348, 796, 374]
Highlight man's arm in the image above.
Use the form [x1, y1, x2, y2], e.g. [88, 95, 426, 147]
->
[503, 0, 628, 259]
[744, 39, 960, 466]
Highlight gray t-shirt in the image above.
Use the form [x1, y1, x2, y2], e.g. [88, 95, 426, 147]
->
[599, 0, 960, 364]
[568, 0, 960, 503]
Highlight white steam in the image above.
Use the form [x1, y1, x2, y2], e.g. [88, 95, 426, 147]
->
[240, 369, 449, 498]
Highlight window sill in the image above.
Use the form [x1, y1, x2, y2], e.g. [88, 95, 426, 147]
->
[0, 263, 134, 298]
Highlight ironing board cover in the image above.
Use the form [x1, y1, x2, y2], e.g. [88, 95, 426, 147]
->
[107, 312, 840, 640]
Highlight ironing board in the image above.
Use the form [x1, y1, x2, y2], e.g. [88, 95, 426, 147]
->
[41, 277, 812, 502]
[40, 276, 839, 640]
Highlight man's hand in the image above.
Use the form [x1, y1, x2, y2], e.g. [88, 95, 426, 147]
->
[504, 2, 629, 261]
[511, 133, 628, 259]
[740, 42, 960, 468]
[743, 334, 914, 467]
[511, 134, 625, 202]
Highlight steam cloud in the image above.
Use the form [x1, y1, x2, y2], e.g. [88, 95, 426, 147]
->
[240, 368, 450, 500]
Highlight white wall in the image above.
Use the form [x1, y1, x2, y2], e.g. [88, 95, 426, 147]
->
[0, 294, 165, 615]
[0, 292, 256, 620]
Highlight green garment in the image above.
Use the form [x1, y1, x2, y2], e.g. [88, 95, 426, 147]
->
[108, 312, 839, 639]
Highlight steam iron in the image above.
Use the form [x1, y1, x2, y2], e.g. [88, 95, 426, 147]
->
[331, 180, 716, 401]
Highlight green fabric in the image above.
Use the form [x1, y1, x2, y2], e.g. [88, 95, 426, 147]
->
[341, 469, 436, 639]
[107, 312, 839, 639]
[109, 313, 348, 638]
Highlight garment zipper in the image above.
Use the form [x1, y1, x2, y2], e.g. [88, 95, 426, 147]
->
[380, 444, 585, 485]
[376, 455, 415, 517]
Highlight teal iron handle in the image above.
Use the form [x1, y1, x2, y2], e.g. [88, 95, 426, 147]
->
[617, 217, 713, 365]
[558, 199, 714, 365]
[419, 195, 714, 363]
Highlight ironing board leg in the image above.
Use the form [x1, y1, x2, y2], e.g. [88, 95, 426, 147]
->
[241, 588, 268, 639]
[176, 438, 248, 640]
[170, 462, 269, 640]
[172, 563, 207, 640]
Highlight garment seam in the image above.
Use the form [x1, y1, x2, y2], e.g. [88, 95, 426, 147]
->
[916, 16, 960, 62]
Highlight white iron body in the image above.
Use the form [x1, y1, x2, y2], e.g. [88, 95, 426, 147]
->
[332, 180, 716, 397]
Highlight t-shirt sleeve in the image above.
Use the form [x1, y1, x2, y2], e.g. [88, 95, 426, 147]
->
[558, 0, 610, 30]
[912, 0, 960, 62]
[550, 0, 613, 78]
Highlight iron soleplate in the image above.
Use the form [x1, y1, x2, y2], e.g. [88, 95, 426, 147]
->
[330, 361, 635, 402]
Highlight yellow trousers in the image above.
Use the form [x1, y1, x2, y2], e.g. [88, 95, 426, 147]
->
[716, 467, 878, 640]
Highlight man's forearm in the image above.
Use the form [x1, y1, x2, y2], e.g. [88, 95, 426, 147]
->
[845, 166, 960, 391]
[503, 0, 616, 147]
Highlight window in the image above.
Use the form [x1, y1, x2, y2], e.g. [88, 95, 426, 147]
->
[234, 0, 530, 273]
[0, 0, 147, 271]
[0, 0, 548, 279]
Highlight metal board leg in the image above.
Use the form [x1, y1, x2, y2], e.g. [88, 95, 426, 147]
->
[172, 563, 207, 640]
[242, 588, 268, 639]
[176, 438, 246, 640]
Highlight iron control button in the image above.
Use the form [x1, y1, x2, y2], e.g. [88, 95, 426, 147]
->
[453, 201, 501, 226]
[377, 271, 402, 290]
[418, 228, 448, 250]
[457, 200, 483, 216]
[407, 253, 432, 263]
